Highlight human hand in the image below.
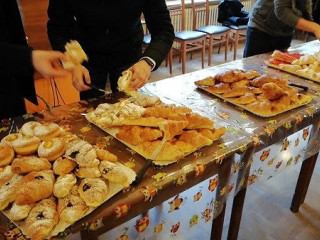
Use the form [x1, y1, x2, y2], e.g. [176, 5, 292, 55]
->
[128, 60, 152, 89]
[70, 65, 91, 92]
[32, 50, 69, 79]
[314, 25, 320, 39]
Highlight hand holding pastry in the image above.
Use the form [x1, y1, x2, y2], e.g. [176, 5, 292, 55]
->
[129, 60, 152, 89]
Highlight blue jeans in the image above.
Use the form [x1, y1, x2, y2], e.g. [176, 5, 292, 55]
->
[243, 27, 292, 58]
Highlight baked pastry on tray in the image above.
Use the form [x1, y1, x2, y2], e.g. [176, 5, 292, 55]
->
[25, 198, 59, 240]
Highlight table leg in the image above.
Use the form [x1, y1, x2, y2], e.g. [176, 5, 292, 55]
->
[81, 229, 98, 240]
[227, 187, 247, 240]
[290, 153, 318, 213]
[210, 203, 226, 240]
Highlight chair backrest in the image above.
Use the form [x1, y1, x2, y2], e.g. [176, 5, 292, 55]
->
[169, 0, 186, 32]
[191, 0, 209, 30]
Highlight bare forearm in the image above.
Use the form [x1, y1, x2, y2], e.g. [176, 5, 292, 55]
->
[296, 18, 320, 39]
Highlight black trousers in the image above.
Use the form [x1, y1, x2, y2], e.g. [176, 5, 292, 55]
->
[0, 95, 26, 119]
[243, 27, 292, 58]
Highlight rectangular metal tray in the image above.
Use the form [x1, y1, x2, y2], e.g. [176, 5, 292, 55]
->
[197, 85, 312, 118]
[266, 60, 320, 83]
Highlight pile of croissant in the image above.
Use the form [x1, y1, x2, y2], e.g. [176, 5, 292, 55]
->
[269, 50, 320, 81]
[86, 94, 226, 162]
[195, 69, 312, 117]
[0, 121, 133, 240]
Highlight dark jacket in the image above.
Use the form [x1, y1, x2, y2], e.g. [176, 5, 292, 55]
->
[47, 0, 174, 70]
[218, 0, 249, 26]
[0, 0, 36, 119]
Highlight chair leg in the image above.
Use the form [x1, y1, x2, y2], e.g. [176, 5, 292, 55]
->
[234, 31, 239, 60]
[208, 36, 213, 66]
[201, 39, 205, 69]
[169, 49, 173, 75]
[181, 42, 187, 74]
[218, 43, 221, 54]
[225, 34, 228, 61]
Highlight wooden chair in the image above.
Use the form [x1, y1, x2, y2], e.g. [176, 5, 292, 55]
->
[227, 25, 247, 60]
[192, 0, 230, 66]
[169, 0, 207, 74]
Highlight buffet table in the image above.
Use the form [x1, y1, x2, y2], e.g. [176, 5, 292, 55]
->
[0, 40, 320, 240]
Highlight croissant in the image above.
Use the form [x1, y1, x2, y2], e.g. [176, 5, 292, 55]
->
[16, 170, 55, 205]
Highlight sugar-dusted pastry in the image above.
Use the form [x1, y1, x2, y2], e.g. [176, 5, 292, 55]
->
[197, 127, 227, 141]
[231, 80, 249, 89]
[53, 157, 77, 175]
[10, 202, 34, 221]
[261, 83, 286, 101]
[206, 83, 230, 94]
[170, 112, 214, 129]
[65, 139, 99, 167]
[11, 135, 40, 156]
[251, 87, 263, 95]
[244, 69, 261, 79]
[250, 74, 287, 88]
[11, 156, 52, 174]
[0, 174, 23, 210]
[53, 174, 77, 198]
[99, 161, 128, 186]
[278, 64, 302, 72]
[143, 105, 191, 119]
[78, 178, 109, 207]
[116, 125, 163, 146]
[0, 133, 22, 146]
[62, 40, 88, 70]
[232, 92, 257, 105]
[96, 148, 118, 162]
[34, 122, 61, 140]
[0, 166, 15, 188]
[215, 69, 247, 83]
[127, 93, 161, 107]
[38, 138, 66, 161]
[292, 54, 317, 65]
[20, 121, 42, 136]
[25, 198, 59, 240]
[118, 70, 137, 96]
[16, 170, 55, 205]
[0, 144, 14, 167]
[222, 86, 250, 98]
[75, 166, 101, 178]
[195, 76, 215, 86]
[178, 130, 213, 149]
[58, 186, 88, 223]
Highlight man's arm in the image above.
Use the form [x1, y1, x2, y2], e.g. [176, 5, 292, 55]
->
[142, 0, 175, 70]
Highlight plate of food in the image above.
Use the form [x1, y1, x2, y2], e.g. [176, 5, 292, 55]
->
[85, 93, 226, 165]
[0, 121, 136, 239]
[195, 69, 312, 117]
[266, 50, 320, 83]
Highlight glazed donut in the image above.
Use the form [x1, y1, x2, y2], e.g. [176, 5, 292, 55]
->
[11, 135, 41, 156]
[58, 186, 88, 223]
[11, 156, 52, 174]
[0, 144, 14, 167]
[53, 157, 77, 175]
[20, 121, 42, 136]
[38, 138, 66, 161]
[78, 178, 108, 207]
[65, 139, 98, 167]
[34, 122, 61, 140]
[0, 133, 22, 146]
[75, 166, 101, 178]
[53, 174, 77, 198]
